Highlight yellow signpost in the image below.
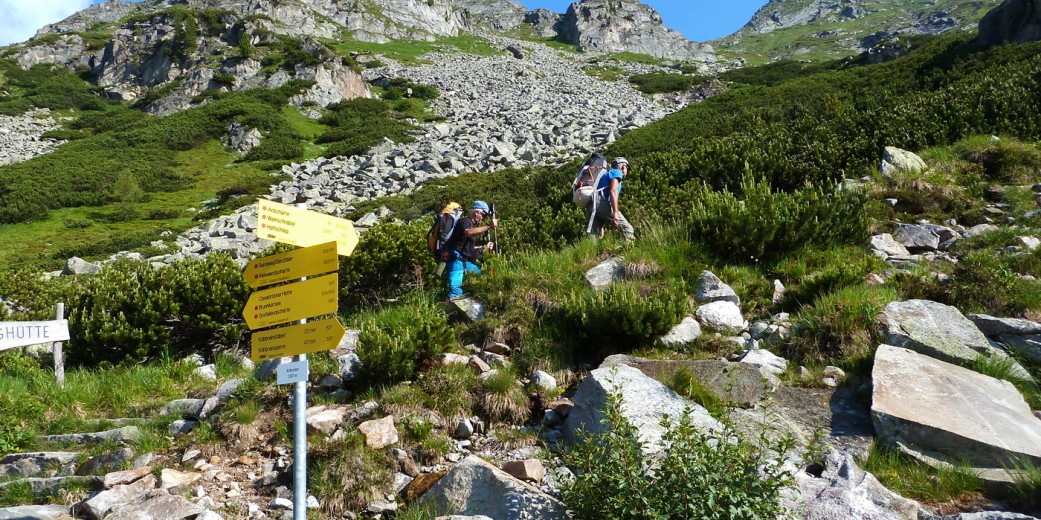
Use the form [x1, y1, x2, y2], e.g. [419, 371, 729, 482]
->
[257, 200, 360, 256]
[242, 273, 339, 330]
[250, 317, 346, 362]
[243, 242, 339, 289]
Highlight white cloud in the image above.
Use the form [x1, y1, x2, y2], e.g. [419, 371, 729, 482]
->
[0, 0, 93, 46]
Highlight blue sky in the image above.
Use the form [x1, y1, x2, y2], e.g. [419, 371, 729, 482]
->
[0, 0, 767, 46]
[520, 1, 768, 41]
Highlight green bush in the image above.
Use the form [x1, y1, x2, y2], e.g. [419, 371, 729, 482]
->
[62, 255, 249, 366]
[555, 282, 686, 355]
[953, 135, 1041, 184]
[562, 391, 795, 519]
[788, 284, 899, 364]
[629, 72, 697, 94]
[687, 173, 869, 263]
[338, 222, 438, 308]
[354, 294, 455, 387]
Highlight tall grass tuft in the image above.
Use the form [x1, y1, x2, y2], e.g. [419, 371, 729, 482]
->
[862, 442, 984, 503]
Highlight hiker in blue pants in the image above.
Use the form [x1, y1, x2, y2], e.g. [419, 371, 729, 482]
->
[446, 200, 497, 299]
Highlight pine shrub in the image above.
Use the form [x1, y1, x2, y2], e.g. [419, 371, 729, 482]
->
[556, 282, 686, 355]
[354, 294, 455, 387]
[687, 173, 869, 263]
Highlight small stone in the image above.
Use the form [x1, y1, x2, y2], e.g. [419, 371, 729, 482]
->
[454, 419, 474, 439]
[530, 370, 557, 392]
[468, 355, 491, 373]
[502, 459, 546, 482]
[358, 416, 399, 449]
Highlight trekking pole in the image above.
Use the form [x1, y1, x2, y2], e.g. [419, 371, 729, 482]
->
[491, 203, 500, 257]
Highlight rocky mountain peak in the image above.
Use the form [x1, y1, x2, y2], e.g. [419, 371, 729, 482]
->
[558, 0, 713, 59]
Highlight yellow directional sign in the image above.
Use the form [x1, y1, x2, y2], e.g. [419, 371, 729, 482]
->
[242, 273, 338, 330]
[250, 317, 346, 362]
[243, 242, 339, 289]
[257, 200, 360, 256]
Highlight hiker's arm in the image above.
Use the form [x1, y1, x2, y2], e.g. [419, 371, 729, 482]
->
[610, 178, 621, 225]
[463, 218, 498, 238]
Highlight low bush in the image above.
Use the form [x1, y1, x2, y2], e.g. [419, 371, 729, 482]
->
[788, 284, 899, 364]
[554, 282, 686, 356]
[309, 433, 392, 517]
[629, 72, 698, 94]
[687, 173, 870, 263]
[562, 391, 795, 519]
[338, 222, 438, 309]
[953, 135, 1041, 184]
[354, 294, 455, 388]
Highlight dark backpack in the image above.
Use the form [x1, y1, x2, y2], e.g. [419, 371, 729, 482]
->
[427, 202, 464, 261]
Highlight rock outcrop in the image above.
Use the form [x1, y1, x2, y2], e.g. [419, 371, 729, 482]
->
[975, 0, 1041, 47]
[558, 0, 714, 59]
[416, 455, 568, 519]
[872, 345, 1041, 480]
[563, 363, 721, 455]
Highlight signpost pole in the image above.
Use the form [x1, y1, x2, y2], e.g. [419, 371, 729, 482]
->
[53, 303, 65, 389]
[294, 203, 309, 520]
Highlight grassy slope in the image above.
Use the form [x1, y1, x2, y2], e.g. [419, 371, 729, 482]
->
[715, 0, 1003, 65]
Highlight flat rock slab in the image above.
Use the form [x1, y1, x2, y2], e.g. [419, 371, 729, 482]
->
[871, 345, 1041, 469]
[966, 313, 1041, 336]
[42, 426, 141, 445]
[0, 476, 99, 496]
[417, 455, 568, 519]
[0, 452, 80, 479]
[602, 355, 766, 407]
[881, 300, 1031, 380]
[564, 363, 721, 455]
[0, 505, 74, 520]
[105, 489, 203, 520]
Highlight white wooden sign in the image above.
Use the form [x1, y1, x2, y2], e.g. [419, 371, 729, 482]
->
[0, 320, 71, 351]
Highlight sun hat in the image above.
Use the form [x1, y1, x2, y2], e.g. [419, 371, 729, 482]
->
[472, 200, 490, 212]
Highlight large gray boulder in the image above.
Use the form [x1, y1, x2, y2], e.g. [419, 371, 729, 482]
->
[563, 363, 721, 455]
[880, 300, 1031, 379]
[998, 335, 1041, 365]
[787, 450, 921, 520]
[105, 489, 203, 520]
[871, 345, 1041, 473]
[602, 355, 767, 407]
[0, 452, 79, 479]
[657, 316, 702, 347]
[975, 0, 1041, 47]
[416, 455, 568, 519]
[893, 224, 940, 252]
[42, 426, 141, 445]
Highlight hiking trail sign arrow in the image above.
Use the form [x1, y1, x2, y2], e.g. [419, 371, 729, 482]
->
[251, 317, 346, 362]
[242, 273, 338, 330]
[243, 242, 339, 289]
[257, 200, 359, 256]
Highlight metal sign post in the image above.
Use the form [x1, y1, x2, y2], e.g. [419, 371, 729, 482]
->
[245, 200, 360, 519]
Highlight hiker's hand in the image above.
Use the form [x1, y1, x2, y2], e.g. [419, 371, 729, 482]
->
[613, 212, 620, 227]
[486, 242, 495, 251]
[490, 218, 498, 229]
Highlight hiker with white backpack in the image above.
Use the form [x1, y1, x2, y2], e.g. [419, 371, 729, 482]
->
[572, 155, 635, 242]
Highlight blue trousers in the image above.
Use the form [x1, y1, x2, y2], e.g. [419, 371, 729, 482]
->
[446, 251, 481, 298]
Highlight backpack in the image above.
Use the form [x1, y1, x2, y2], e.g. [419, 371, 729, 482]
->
[572, 154, 610, 208]
[427, 202, 464, 262]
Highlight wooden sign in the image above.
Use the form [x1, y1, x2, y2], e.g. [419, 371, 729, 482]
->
[0, 320, 70, 351]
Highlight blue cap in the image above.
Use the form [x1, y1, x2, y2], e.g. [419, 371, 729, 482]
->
[472, 200, 490, 212]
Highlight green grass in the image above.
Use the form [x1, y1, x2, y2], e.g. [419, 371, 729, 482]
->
[861, 442, 984, 504]
[0, 354, 209, 455]
[0, 141, 272, 269]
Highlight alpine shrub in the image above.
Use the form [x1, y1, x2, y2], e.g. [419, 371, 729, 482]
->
[354, 294, 455, 387]
[687, 172, 869, 263]
[562, 391, 795, 519]
[556, 283, 686, 355]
